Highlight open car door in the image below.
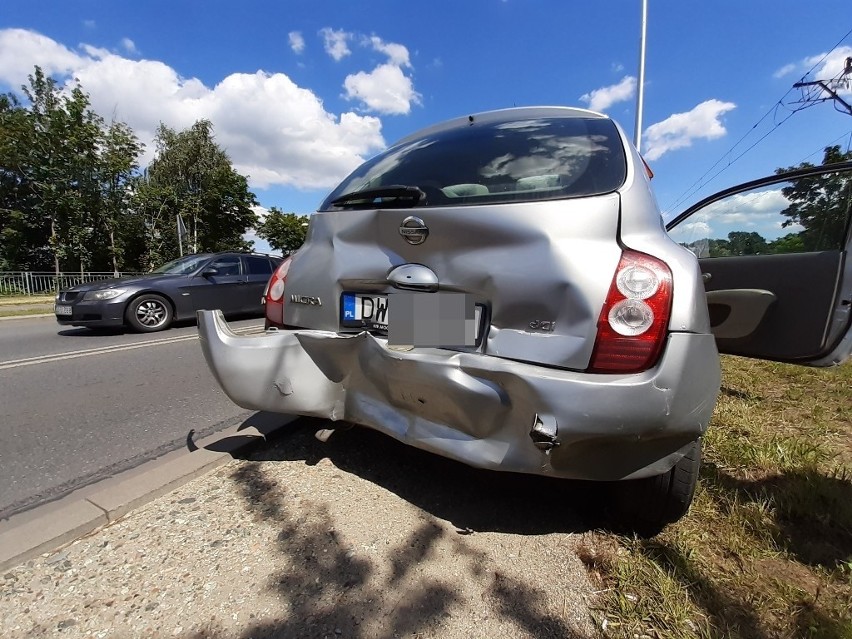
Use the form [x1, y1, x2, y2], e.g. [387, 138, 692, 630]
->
[667, 160, 852, 367]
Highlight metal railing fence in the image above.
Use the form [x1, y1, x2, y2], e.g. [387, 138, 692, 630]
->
[0, 271, 144, 296]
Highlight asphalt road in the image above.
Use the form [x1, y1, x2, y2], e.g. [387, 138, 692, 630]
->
[0, 313, 265, 519]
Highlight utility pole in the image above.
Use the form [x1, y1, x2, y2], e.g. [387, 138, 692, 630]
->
[791, 56, 852, 116]
[634, 0, 648, 151]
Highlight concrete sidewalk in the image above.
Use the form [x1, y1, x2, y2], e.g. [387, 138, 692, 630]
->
[0, 413, 298, 572]
[0, 416, 598, 638]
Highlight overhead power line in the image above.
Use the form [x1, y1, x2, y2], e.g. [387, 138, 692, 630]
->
[664, 26, 852, 213]
[795, 129, 852, 165]
[791, 56, 852, 116]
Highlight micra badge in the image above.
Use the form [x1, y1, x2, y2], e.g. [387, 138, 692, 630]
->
[290, 295, 322, 306]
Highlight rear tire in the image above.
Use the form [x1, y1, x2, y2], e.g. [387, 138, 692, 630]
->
[610, 439, 702, 536]
[126, 294, 173, 333]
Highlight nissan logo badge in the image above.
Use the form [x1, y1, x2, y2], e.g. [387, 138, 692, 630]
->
[399, 216, 429, 245]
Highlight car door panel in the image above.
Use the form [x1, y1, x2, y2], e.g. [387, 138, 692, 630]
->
[241, 256, 275, 314]
[667, 161, 852, 366]
[699, 251, 842, 360]
[188, 255, 247, 316]
[704, 288, 777, 340]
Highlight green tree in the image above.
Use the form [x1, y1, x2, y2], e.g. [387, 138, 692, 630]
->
[776, 145, 852, 252]
[24, 68, 104, 274]
[726, 231, 768, 255]
[56, 83, 104, 274]
[255, 208, 309, 255]
[766, 232, 806, 255]
[707, 238, 731, 257]
[136, 120, 258, 266]
[0, 67, 107, 275]
[96, 121, 143, 274]
[0, 93, 43, 270]
[1, 67, 263, 274]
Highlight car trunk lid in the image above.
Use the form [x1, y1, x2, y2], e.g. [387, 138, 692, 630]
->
[283, 194, 622, 371]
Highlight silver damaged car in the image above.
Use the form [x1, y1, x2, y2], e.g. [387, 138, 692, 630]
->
[198, 107, 852, 533]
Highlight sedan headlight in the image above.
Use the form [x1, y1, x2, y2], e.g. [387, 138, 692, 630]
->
[83, 288, 126, 301]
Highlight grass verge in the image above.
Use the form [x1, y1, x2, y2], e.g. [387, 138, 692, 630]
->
[580, 356, 852, 638]
[0, 295, 54, 318]
[0, 295, 55, 306]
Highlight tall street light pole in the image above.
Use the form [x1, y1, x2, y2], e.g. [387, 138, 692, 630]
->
[634, 0, 648, 151]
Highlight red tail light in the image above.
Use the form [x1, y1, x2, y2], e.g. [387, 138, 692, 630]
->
[588, 250, 672, 373]
[264, 257, 292, 329]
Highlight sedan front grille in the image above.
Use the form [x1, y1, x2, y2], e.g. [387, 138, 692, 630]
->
[61, 292, 80, 302]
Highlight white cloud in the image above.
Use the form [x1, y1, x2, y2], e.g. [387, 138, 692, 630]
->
[775, 46, 852, 94]
[204, 71, 384, 187]
[677, 220, 712, 236]
[343, 37, 420, 115]
[252, 204, 270, 222]
[703, 189, 790, 219]
[643, 99, 736, 161]
[368, 36, 410, 67]
[320, 27, 351, 61]
[120, 38, 138, 55]
[0, 28, 386, 191]
[669, 187, 802, 244]
[579, 76, 636, 112]
[83, 20, 96, 30]
[773, 63, 796, 79]
[0, 28, 82, 83]
[344, 63, 420, 115]
[288, 31, 305, 55]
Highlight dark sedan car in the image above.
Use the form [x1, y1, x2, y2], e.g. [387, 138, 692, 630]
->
[55, 252, 283, 332]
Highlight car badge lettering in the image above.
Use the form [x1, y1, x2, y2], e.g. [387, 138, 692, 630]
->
[290, 295, 322, 306]
[399, 216, 429, 245]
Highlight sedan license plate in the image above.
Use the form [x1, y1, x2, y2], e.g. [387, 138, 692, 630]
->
[341, 292, 482, 346]
[55, 305, 73, 316]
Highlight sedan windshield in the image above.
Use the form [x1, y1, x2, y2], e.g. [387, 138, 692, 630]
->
[152, 254, 212, 275]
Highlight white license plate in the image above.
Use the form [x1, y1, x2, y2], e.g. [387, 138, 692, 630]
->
[55, 305, 73, 315]
[341, 292, 483, 346]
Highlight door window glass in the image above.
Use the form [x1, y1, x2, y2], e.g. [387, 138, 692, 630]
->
[245, 256, 273, 275]
[668, 168, 852, 258]
[210, 256, 241, 276]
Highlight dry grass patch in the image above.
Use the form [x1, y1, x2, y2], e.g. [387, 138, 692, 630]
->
[583, 356, 852, 638]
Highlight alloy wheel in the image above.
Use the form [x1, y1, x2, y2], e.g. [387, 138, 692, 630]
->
[135, 300, 167, 328]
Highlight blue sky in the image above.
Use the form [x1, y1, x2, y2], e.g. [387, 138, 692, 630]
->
[2, 1, 851, 253]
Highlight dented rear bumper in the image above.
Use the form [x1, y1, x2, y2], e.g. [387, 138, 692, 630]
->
[197, 310, 721, 481]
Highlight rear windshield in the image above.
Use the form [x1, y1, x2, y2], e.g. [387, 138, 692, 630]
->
[320, 116, 627, 210]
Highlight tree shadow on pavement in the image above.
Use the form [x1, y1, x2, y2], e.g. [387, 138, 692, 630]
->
[234, 417, 606, 537]
[186, 416, 600, 639]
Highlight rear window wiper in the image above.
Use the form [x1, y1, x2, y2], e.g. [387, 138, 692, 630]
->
[329, 185, 425, 209]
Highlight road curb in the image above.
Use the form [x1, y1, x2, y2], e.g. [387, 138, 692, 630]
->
[0, 415, 298, 572]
